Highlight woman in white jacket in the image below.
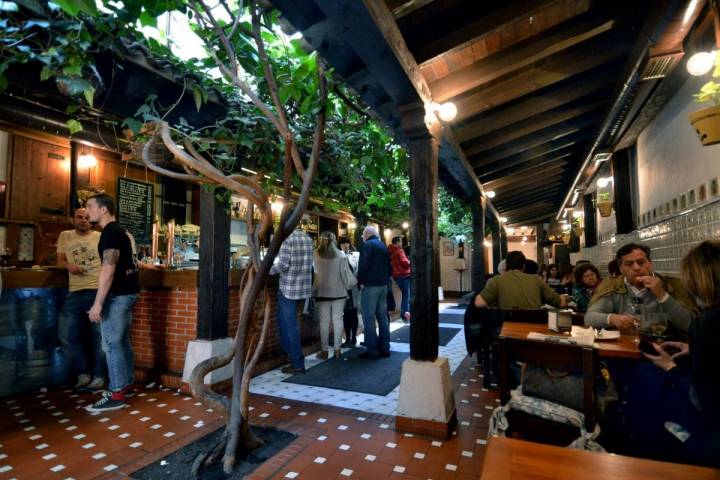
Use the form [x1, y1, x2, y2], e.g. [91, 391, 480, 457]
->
[313, 232, 348, 360]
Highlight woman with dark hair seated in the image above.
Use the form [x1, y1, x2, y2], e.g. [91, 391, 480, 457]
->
[572, 263, 601, 311]
[620, 241, 720, 467]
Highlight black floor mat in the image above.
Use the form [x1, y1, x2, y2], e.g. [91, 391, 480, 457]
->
[439, 313, 465, 325]
[389, 325, 461, 346]
[283, 348, 410, 396]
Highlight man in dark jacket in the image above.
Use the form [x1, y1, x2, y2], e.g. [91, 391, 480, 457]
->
[357, 226, 392, 358]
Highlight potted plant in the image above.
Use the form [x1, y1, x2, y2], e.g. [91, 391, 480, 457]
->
[597, 191, 614, 217]
[689, 51, 720, 146]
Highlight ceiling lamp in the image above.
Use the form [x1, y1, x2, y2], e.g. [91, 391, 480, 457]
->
[425, 102, 458, 123]
[402, 221, 409, 229]
[687, 51, 716, 76]
[499, 216, 507, 223]
[596, 176, 612, 188]
[486, 190, 496, 198]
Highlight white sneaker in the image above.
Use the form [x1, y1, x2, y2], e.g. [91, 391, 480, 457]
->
[87, 377, 105, 390]
[74, 374, 92, 389]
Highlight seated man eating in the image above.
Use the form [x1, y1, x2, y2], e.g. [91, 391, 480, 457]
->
[585, 243, 696, 332]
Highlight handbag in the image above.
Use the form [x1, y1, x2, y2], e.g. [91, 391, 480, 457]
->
[340, 257, 358, 290]
[521, 363, 618, 414]
[522, 365, 584, 411]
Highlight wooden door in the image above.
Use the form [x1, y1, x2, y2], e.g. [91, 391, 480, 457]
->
[10, 136, 70, 220]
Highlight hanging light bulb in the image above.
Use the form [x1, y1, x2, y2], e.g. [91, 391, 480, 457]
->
[437, 102, 457, 122]
[686, 51, 716, 76]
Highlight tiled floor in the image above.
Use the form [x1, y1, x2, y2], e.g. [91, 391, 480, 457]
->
[250, 304, 469, 416]
[0, 302, 496, 480]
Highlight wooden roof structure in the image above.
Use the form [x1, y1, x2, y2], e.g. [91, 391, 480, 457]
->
[268, 0, 708, 226]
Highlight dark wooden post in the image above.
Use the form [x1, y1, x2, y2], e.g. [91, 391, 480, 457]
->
[583, 194, 597, 248]
[500, 226, 508, 258]
[491, 220, 502, 274]
[471, 197, 486, 293]
[612, 148, 635, 234]
[197, 187, 230, 340]
[404, 108, 440, 362]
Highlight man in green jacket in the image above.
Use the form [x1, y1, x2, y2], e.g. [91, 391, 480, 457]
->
[585, 243, 696, 332]
[475, 251, 566, 309]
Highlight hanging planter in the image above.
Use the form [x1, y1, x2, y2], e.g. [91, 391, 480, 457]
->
[689, 105, 720, 146]
[689, 51, 720, 146]
[597, 201, 614, 217]
[596, 190, 613, 217]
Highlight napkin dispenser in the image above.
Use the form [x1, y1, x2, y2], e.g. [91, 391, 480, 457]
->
[548, 309, 573, 333]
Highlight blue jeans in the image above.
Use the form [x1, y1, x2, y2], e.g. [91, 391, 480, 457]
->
[394, 276, 411, 318]
[277, 292, 305, 370]
[361, 285, 390, 354]
[59, 289, 106, 378]
[100, 294, 137, 392]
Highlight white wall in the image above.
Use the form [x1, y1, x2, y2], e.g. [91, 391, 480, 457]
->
[438, 237, 472, 293]
[507, 240, 537, 261]
[636, 74, 720, 219]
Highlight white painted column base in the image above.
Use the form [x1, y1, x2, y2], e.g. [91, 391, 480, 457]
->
[182, 338, 234, 385]
[397, 357, 455, 422]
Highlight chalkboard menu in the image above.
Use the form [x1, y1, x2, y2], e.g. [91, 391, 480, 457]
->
[117, 177, 154, 245]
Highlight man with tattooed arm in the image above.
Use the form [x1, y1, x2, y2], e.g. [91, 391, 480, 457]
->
[84, 193, 140, 412]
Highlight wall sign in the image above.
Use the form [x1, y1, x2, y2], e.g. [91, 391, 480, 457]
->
[117, 177, 154, 245]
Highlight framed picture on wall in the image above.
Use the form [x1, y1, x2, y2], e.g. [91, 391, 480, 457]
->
[442, 240, 454, 256]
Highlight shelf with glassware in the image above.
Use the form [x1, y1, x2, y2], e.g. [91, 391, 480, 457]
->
[228, 194, 355, 259]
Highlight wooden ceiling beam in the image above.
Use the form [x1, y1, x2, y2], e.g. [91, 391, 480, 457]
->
[454, 71, 617, 140]
[460, 98, 605, 152]
[429, 13, 616, 102]
[453, 32, 631, 122]
[508, 212, 556, 225]
[385, 0, 434, 19]
[466, 112, 599, 160]
[492, 173, 565, 198]
[495, 189, 562, 210]
[501, 203, 557, 220]
[479, 148, 581, 182]
[472, 130, 591, 170]
[402, 0, 558, 64]
[483, 162, 567, 190]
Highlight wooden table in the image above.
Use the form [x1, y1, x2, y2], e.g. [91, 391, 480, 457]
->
[480, 436, 720, 480]
[500, 322, 642, 359]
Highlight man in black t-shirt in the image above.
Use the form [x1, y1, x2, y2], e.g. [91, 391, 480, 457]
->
[85, 193, 140, 412]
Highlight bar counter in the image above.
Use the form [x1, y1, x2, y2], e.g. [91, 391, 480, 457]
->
[1, 267, 246, 289]
[0, 267, 319, 397]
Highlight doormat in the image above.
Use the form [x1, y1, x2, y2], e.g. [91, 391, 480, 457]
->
[390, 325, 461, 345]
[439, 313, 465, 325]
[283, 347, 410, 396]
[132, 425, 296, 480]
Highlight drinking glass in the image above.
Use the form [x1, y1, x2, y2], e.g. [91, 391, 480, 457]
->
[648, 312, 668, 337]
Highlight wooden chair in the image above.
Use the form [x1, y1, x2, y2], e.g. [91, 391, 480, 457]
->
[498, 336, 598, 446]
[478, 309, 548, 388]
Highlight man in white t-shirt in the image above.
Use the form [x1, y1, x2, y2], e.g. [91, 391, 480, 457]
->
[57, 207, 106, 390]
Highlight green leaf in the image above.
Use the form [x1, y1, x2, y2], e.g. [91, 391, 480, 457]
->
[51, 0, 97, 16]
[192, 86, 203, 112]
[122, 118, 143, 135]
[40, 66, 53, 81]
[139, 11, 157, 28]
[62, 63, 82, 76]
[83, 86, 95, 107]
[66, 119, 83, 134]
